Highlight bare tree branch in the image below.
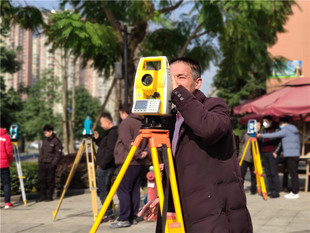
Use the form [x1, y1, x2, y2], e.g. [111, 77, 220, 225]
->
[92, 78, 117, 130]
[101, 2, 123, 50]
[179, 23, 204, 57]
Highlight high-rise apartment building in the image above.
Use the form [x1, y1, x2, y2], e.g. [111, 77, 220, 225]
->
[3, 23, 117, 120]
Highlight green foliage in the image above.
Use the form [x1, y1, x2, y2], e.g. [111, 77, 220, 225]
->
[68, 86, 101, 139]
[0, 162, 38, 196]
[44, 10, 117, 77]
[0, 77, 24, 128]
[0, 46, 21, 74]
[213, 0, 295, 107]
[0, 0, 44, 33]
[17, 70, 61, 141]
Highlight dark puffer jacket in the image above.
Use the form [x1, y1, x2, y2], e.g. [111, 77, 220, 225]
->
[39, 133, 63, 166]
[161, 86, 253, 233]
[95, 126, 118, 170]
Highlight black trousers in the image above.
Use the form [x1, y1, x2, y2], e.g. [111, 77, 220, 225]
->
[286, 157, 300, 194]
[117, 165, 143, 222]
[262, 152, 280, 194]
[0, 167, 11, 203]
[38, 163, 56, 198]
[240, 161, 257, 194]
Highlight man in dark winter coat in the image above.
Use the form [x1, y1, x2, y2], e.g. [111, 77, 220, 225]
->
[260, 115, 281, 198]
[139, 57, 253, 233]
[37, 125, 63, 202]
[94, 112, 118, 221]
[110, 103, 149, 228]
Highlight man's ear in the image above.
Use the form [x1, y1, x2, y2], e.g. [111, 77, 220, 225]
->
[195, 77, 202, 90]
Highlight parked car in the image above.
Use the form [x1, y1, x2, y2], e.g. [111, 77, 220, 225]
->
[28, 141, 41, 149]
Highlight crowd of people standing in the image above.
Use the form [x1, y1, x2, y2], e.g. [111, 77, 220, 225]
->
[1, 57, 303, 233]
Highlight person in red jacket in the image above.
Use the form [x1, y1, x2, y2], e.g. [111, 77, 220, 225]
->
[0, 125, 14, 209]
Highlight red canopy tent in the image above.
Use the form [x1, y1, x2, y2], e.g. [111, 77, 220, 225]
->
[233, 77, 310, 156]
[234, 77, 310, 117]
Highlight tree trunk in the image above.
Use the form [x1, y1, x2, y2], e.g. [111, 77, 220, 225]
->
[69, 58, 76, 153]
[61, 50, 69, 154]
[92, 78, 117, 130]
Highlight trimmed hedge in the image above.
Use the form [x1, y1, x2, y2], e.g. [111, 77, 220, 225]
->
[0, 162, 39, 196]
[1, 153, 150, 197]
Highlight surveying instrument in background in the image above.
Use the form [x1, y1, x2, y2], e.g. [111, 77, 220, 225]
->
[52, 116, 98, 221]
[9, 124, 27, 206]
[90, 56, 185, 233]
[239, 119, 267, 200]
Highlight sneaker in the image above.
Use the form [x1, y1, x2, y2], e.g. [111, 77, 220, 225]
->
[284, 192, 299, 199]
[131, 219, 138, 225]
[45, 197, 53, 202]
[101, 215, 116, 223]
[109, 220, 131, 228]
[270, 193, 280, 198]
[4, 203, 13, 209]
[36, 196, 46, 202]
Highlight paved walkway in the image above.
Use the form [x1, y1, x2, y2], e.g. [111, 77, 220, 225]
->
[1, 179, 310, 233]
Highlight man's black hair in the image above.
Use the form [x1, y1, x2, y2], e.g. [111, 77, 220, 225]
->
[43, 124, 54, 132]
[170, 57, 201, 80]
[119, 103, 132, 115]
[101, 112, 113, 122]
[263, 115, 273, 121]
[279, 117, 290, 124]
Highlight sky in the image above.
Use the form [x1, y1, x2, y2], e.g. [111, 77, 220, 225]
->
[16, 0, 216, 96]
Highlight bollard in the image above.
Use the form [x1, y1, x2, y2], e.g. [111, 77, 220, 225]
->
[146, 166, 157, 221]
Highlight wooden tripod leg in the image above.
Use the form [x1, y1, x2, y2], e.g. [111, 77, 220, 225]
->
[149, 143, 169, 233]
[254, 139, 267, 200]
[13, 143, 27, 206]
[252, 140, 261, 195]
[89, 134, 143, 233]
[149, 137, 185, 233]
[239, 139, 251, 167]
[166, 147, 185, 233]
[52, 140, 85, 221]
[85, 140, 98, 220]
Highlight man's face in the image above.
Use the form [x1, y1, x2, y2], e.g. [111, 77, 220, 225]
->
[44, 131, 53, 138]
[119, 111, 128, 120]
[100, 117, 110, 130]
[170, 62, 202, 93]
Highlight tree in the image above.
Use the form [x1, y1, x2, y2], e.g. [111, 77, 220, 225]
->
[68, 86, 102, 140]
[0, 78, 23, 128]
[17, 70, 61, 141]
[212, 1, 296, 107]
[0, 0, 44, 32]
[50, 0, 219, 130]
[43, 10, 117, 153]
[56, 1, 294, 111]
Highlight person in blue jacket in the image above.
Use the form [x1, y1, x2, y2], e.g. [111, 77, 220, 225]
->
[257, 117, 301, 199]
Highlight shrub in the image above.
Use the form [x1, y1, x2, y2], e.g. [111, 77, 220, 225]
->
[0, 162, 38, 196]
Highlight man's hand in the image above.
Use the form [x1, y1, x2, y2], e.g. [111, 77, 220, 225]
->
[93, 131, 99, 139]
[137, 198, 159, 221]
[139, 151, 148, 159]
[273, 152, 278, 158]
[256, 133, 261, 138]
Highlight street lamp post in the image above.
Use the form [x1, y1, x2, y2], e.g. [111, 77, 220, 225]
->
[123, 24, 128, 104]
